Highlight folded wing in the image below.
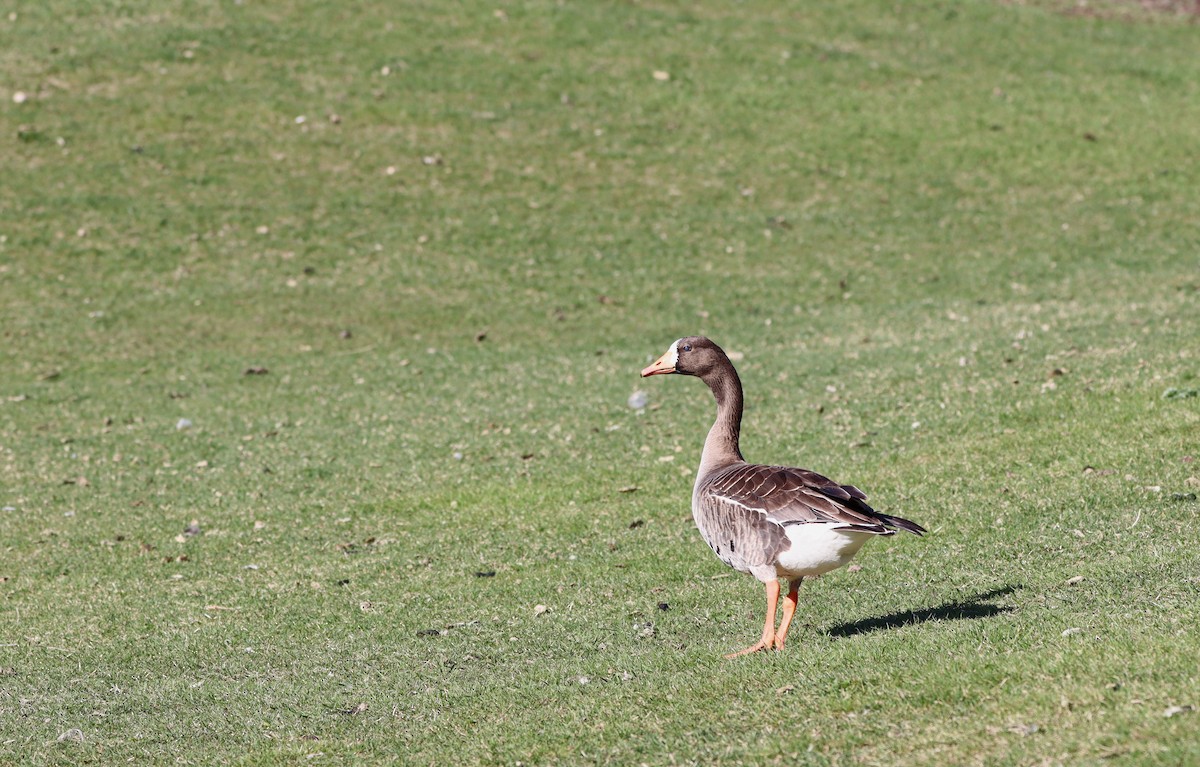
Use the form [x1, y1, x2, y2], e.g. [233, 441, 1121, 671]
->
[699, 463, 926, 540]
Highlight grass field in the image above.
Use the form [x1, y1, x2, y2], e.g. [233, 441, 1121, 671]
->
[2, 0, 1199, 764]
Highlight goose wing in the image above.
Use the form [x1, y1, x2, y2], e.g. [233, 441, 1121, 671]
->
[700, 463, 925, 536]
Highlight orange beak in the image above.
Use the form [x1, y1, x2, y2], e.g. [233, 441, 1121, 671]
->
[640, 351, 676, 378]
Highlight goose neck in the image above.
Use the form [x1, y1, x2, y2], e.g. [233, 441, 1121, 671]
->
[697, 363, 744, 480]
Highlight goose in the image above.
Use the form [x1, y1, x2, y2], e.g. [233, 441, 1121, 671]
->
[641, 336, 925, 657]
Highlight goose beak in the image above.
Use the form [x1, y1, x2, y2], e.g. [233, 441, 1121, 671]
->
[640, 351, 677, 377]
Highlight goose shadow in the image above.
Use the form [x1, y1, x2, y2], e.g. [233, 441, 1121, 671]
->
[826, 585, 1020, 638]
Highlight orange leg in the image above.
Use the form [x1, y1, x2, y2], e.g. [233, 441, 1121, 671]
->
[725, 579, 780, 658]
[773, 580, 802, 650]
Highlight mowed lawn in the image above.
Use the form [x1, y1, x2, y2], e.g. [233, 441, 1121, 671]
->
[2, 0, 1198, 764]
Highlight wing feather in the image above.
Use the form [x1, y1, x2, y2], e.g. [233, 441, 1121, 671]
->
[700, 463, 925, 536]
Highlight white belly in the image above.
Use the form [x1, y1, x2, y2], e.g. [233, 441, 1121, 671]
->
[775, 524, 873, 579]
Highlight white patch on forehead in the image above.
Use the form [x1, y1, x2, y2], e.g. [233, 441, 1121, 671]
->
[665, 339, 680, 368]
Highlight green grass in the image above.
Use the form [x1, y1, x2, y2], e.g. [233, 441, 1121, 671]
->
[2, 0, 1199, 764]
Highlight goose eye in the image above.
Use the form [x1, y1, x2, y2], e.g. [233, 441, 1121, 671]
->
[682, 344, 692, 352]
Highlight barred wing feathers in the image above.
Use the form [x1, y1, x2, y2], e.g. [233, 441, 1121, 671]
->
[697, 463, 926, 553]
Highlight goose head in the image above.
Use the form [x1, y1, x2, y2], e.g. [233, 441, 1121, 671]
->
[641, 336, 730, 379]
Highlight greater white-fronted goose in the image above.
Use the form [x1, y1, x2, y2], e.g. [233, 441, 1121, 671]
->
[641, 336, 925, 657]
